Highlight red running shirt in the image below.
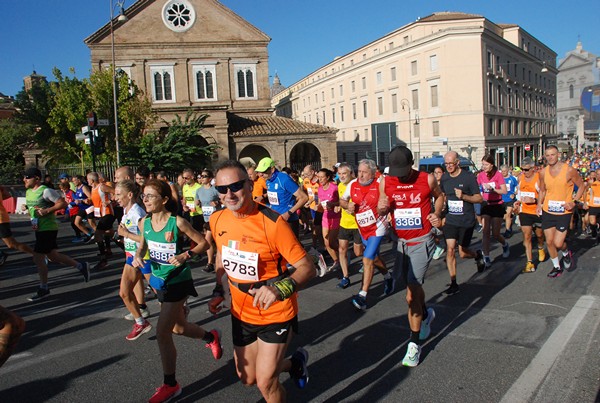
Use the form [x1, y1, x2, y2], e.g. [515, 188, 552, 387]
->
[384, 171, 432, 239]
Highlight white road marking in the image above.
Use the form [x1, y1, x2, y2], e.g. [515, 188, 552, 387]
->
[500, 295, 597, 403]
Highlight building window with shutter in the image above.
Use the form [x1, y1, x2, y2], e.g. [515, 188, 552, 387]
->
[234, 63, 257, 100]
[150, 65, 175, 102]
[192, 63, 217, 101]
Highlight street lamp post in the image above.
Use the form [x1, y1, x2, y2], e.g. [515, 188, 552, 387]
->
[110, 0, 127, 166]
[415, 112, 421, 161]
[400, 99, 412, 150]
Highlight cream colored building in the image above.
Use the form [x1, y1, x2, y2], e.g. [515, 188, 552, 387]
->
[85, 0, 336, 168]
[273, 12, 558, 168]
[557, 41, 600, 151]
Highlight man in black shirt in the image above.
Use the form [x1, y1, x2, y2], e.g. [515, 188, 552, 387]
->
[440, 151, 485, 295]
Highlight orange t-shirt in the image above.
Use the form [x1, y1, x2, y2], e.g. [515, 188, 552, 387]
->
[210, 204, 307, 325]
[518, 173, 540, 215]
[302, 177, 320, 210]
[252, 177, 267, 201]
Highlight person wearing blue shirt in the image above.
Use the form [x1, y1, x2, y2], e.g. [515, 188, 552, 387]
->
[255, 157, 308, 238]
[501, 165, 519, 238]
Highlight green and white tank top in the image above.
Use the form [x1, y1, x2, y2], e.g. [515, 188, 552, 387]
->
[144, 215, 191, 284]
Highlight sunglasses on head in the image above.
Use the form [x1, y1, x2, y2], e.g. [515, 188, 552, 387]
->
[215, 179, 246, 194]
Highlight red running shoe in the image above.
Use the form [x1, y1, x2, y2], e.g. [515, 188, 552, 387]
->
[205, 329, 223, 360]
[126, 320, 152, 341]
[148, 383, 181, 403]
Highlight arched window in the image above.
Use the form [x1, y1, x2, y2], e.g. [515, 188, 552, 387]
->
[234, 64, 257, 99]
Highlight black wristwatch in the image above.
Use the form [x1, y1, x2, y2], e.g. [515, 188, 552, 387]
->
[186, 250, 194, 259]
[287, 210, 294, 216]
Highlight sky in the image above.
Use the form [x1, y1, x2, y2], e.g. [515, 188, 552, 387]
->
[1, 0, 599, 98]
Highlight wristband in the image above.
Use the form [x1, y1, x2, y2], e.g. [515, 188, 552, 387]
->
[212, 283, 224, 298]
[272, 277, 297, 300]
[186, 250, 194, 259]
[287, 210, 294, 216]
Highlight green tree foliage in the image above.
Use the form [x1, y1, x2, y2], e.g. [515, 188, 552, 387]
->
[123, 111, 219, 173]
[0, 120, 32, 183]
[13, 67, 156, 166]
[88, 68, 156, 157]
[47, 68, 93, 163]
[13, 78, 55, 148]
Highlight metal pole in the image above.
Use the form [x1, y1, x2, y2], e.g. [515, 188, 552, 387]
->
[90, 131, 97, 173]
[374, 125, 379, 166]
[408, 106, 412, 150]
[110, 0, 121, 166]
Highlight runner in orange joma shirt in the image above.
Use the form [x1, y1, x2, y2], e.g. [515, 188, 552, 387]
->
[208, 160, 316, 403]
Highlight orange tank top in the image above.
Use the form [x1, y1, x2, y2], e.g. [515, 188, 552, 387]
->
[588, 181, 600, 207]
[542, 164, 573, 215]
[518, 173, 540, 215]
[91, 185, 113, 217]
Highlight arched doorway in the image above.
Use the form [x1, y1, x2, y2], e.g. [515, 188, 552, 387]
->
[290, 142, 321, 172]
[238, 144, 270, 166]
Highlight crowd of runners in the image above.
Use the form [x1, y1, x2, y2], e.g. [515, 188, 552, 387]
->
[0, 143, 595, 402]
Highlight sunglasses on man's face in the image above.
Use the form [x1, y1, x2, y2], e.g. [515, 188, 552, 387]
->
[521, 168, 532, 172]
[215, 179, 246, 194]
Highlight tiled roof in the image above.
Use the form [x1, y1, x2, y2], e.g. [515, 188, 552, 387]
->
[418, 12, 483, 22]
[228, 114, 337, 137]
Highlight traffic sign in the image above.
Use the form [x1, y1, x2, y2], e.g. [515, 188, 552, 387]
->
[97, 119, 110, 126]
[525, 144, 531, 151]
[497, 147, 505, 153]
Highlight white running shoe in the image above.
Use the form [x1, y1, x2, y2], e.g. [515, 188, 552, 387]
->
[124, 307, 150, 321]
[402, 342, 421, 367]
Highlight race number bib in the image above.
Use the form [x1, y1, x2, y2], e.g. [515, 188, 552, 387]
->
[124, 239, 137, 252]
[94, 207, 101, 217]
[520, 191, 535, 201]
[185, 197, 195, 210]
[148, 240, 176, 265]
[321, 200, 328, 209]
[267, 191, 280, 206]
[222, 245, 259, 282]
[202, 205, 215, 221]
[394, 208, 422, 230]
[483, 182, 496, 193]
[356, 209, 376, 227]
[85, 206, 94, 215]
[448, 200, 464, 215]
[547, 200, 565, 213]
[594, 197, 600, 205]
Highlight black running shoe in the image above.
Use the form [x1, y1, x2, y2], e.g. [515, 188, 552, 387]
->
[28, 287, 50, 301]
[475, 250, 485, 272]
[547, 267, 563, 278]
[78, 262, 91, 282]
[444, 283, 460, 295]
[561, 250, 573, 271]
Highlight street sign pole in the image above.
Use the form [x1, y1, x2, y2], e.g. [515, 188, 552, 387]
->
[89, 131, 97, 172]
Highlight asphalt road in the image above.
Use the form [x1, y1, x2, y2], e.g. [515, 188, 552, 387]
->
[0, 214, 599, 402]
